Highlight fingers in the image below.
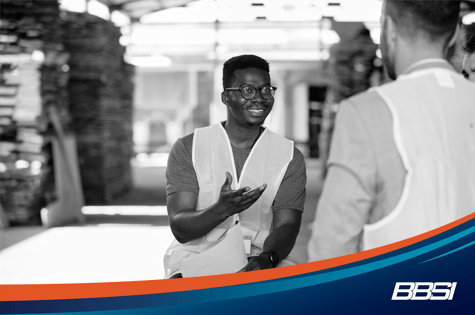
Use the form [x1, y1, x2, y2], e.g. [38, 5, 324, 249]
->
[243, 184, 267, 197]
[237, 261, 252, 273]
[221, 172, 233, 191]
[237, 259, 261, 273]
[221, 169, 267, 197]
[227, 183, 266, 199]
[228, 187, 251, 198]
[231, 185, 267, 210]
[237, 267, 247, 273]
[239, 185, 267, 204]
[220, 177, 267, 214]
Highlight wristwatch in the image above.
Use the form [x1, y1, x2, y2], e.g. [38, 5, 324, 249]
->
[261, 250, 279, 268]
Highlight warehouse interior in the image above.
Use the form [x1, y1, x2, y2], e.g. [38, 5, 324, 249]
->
[1, 0, 474, 283]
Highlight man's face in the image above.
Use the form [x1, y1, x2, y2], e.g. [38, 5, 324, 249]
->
[380, 1, 397, 80]
[224, 67, 274, 127]
[462, 53, 475, 82]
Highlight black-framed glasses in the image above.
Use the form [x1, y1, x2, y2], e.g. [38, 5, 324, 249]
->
[225, 85, 277, 100]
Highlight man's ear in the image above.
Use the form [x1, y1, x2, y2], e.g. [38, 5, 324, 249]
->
[446, 22, 461, 52]
[385, 15, 397, 50]
[221, 92, 229, 105]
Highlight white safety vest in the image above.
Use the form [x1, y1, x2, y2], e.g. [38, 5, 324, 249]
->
[164, 123, 294, 278]
[363, 68, 475, 250]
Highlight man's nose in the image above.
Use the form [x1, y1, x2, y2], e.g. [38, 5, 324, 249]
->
[252, 89, 265, 102]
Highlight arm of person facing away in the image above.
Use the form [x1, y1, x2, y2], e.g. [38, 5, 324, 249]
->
[307, 100, 376, 262]
[167, 171, 267, 244]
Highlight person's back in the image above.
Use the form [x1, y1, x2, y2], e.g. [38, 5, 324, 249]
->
[308, 0, 475, 261]
[362, 65, 475, 249]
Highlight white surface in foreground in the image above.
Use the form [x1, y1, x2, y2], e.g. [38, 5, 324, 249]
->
[81, 206, 168, 216]
[0, 225, 174, 284]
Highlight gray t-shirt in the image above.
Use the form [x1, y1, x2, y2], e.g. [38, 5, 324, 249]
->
[166, 130, 306, 212]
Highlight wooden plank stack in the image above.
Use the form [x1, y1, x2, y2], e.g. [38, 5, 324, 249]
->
[63, 12, 134, 204]
[0, 0, 69, 225]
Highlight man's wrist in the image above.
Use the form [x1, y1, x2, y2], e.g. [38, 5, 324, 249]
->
[256, 253, 273, 269]
[260, 250, 279, 268]
[211, 201, 231, 221]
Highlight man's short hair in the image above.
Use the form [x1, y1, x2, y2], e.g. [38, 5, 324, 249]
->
[385, 0, 460, 43]
[463, 35, 475, 54]
[222, 55, 269, 90]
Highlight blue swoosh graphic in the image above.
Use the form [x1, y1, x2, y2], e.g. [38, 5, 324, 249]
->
[5, 225, 475, 315]
[219, 225, 475, 298]
[419, 239, 475, 264]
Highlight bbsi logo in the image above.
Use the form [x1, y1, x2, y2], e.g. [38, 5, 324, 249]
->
[392, 282, 457, 300]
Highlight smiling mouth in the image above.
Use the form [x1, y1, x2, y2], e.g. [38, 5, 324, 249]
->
[248, 109, 264, 113]
[247, 109, 266, 117]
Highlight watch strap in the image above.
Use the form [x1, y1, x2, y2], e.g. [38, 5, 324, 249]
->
[261, 250, 279, 268]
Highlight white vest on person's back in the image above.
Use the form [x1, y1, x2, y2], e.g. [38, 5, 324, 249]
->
[163, 123, 294, 278]
[363, 67, 475, 250]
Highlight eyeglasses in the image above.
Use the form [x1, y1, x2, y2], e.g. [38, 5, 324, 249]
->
[462, 69, 473, 81]
[225, 85, 277, 100]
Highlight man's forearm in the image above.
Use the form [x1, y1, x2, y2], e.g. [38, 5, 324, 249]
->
[170, 203, 231, 243]
[262, 223, 300, 265]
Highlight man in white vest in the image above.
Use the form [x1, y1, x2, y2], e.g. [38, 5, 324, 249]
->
[462, 35, 475, 82]
[164, 55, 306, 278]
[308, 0, 475, 261]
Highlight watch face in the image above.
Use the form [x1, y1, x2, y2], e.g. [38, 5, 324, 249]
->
[269, 250, 279, 267]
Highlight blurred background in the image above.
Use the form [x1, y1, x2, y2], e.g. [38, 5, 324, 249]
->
[1, 0, 474, 284]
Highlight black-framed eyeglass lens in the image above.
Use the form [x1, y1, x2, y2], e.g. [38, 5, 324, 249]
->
[225, 85, 277, 100]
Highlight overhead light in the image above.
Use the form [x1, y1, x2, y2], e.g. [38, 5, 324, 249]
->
[59, 0, 86, 12]
[87, 0, 110, 21]
[131, 26, 215, 45]
[120, 36, 132, 46]
[266, 7, 322, 22]
[218, 8, 258, 22]
[126, 55, 172, 68]
[217, 50, 326, 61]
[141, 7, 216, 23]
[111, 10, 130, 27]
[369, 28, 381, 44]
[334, 9, 381, 22]
[321, 29, 340, 45]
[463, 12, 475, 25]
[376, 49, 382, 59]
[217, 28, 288, 45]
[15, 160, 30, 169]
[340, 0, 381, 9]
[31, 50, 45, 62]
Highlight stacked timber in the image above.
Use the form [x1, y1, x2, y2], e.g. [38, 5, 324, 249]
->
[0, 0, 69, 225]
[63, 12, 134, 204]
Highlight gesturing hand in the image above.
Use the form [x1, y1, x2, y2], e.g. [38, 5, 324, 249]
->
[237, 255, 272, 273]
[218, 172, 267, 217]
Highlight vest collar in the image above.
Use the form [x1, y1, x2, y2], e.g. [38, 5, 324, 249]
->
[218, 122, 269, 188]
[219, 121, 267, 151]
[400, 58, 455, 76]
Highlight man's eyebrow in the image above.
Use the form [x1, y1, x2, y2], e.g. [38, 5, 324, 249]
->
[239, 83, 271, 87]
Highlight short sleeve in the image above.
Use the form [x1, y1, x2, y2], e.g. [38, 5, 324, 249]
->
[166, 134, 199, 196]
[272, 147, 307, 212]
[307, 99, 377, 261]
